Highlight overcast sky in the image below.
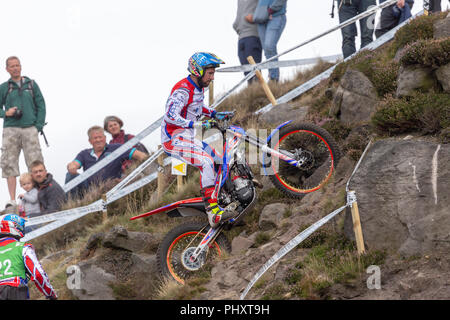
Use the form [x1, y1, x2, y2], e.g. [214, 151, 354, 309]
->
[0, 0, 438, 206]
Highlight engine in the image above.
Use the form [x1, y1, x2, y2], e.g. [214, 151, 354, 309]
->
[232, 177, 254, 206]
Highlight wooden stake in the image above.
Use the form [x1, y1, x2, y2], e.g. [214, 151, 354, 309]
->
[247, 55, 277, 106]
[157, 147, 165, 201]
[349, 191, 365, 255]
[102, 194, 108, 222]
[209, 81, 214, 105]
[177, 175, 183, 192]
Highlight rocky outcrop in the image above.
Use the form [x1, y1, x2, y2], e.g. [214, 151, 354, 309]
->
[258, 203, 288, 231]
[67, 226, 160, 300]
[331, 69, 379, 125]
[344, 139, 450, 257]
[259, 103, 309, 125]
[395, 65, 435, 97]
[436, 63, 450, 92]
[433, 13, 450, 40]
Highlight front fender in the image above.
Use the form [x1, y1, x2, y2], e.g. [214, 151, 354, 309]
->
[267, 120, 292, 143]
[262, 120, 293, 175]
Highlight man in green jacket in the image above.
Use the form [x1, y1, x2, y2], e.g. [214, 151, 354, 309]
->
[0, 56, 46, 207]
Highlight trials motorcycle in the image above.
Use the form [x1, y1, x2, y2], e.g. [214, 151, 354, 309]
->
[130, 112, 340, 284]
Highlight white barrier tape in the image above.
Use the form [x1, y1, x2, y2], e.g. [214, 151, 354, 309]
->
[240, 204, 348, 300]
[25, 200, 104, 226]
[106, 148, 164, 197]
[106, 172, 158, 204]
[22, 200, 103, 242]
[346, 139, 373, 192]
[217, 55, 342, 73]
[256, 11, 423, 115]
[63, 115, 164, 193]
[255, 65, 337, 114]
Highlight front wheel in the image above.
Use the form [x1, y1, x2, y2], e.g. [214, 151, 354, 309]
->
[156, 221, 231, 285]
[264, 122, 340, 198]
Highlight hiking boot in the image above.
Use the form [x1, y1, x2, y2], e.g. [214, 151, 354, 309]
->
[5, 200, 16, 208]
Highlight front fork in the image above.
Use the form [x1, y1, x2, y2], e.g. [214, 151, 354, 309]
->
[188, 224, 225, 264]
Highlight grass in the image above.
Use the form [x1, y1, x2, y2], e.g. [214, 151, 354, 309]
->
[284, 228, 386, 299]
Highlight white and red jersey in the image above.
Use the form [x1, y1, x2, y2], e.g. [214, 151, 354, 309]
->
[0, 237, 57, 299]
[161, 76, 216, 143]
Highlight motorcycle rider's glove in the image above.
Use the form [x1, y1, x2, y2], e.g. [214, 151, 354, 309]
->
[194, 119, 216, 130]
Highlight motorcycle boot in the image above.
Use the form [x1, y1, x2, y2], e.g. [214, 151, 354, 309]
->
[201, 186, 237, 228]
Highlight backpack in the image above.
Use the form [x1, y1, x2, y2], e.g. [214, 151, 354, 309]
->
[124, 134, 149, 154]
[1, 79, 36, 111]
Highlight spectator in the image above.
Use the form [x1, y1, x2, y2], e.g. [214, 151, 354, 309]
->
[30, 160, 66, 214]
[0, 214, 57, 300]
[65, 125, 147, 196]
[17, 172, 40, 218]
[103, 115, 149, 173]
[0, 56, 46, 208]
[376, 0, 414, 38]
[337, 0, 376, 59]
[253, 0, 287, 82]
[233, 0, 263, 83]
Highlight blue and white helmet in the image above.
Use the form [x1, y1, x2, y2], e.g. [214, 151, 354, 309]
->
[188, 52, 225, 77]
[0, 214, 26, 239]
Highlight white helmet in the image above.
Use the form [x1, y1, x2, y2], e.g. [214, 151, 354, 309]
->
[0, 214, 26, 239]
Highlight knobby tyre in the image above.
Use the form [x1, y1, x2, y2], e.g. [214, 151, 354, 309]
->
[264, 122, 340, 198]
[156, 221, 231, 285]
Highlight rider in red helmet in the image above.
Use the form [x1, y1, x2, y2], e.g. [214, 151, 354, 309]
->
[161, 52, 234, 228]
[0, 214, 57, 300]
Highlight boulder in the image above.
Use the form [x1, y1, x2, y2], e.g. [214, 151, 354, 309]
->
[436, 63, 450, 92]
[433, 13, 450, 40]
[102, 225, 159, 253]
[344, 140, 450, 257]
[259, 103, 309, 125]
[331, 69, 378, 125]
[231, 232, 256, 255]
[258, 203, 288, 231]
[70, 259, 117, 300]
[396, 65, 435, 97]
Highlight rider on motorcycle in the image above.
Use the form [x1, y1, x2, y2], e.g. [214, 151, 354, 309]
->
[0, 214, 57, 300]
[161, 52, 234, 228]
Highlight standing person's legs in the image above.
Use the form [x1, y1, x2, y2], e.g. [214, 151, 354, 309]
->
[261, 14, 286, 81]
[21, 126, 44, 171]
[248, 36, 263, 65]
[239, 36, 263, 83]
[359, 0, 376, 49]
[1, 127, 22, 201]
[430, 0, 442, 12]
[338, 0, 358, 59]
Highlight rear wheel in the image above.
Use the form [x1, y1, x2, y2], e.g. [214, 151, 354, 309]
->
[156, 221, 231, 285]
[264, 122, 340, 198]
